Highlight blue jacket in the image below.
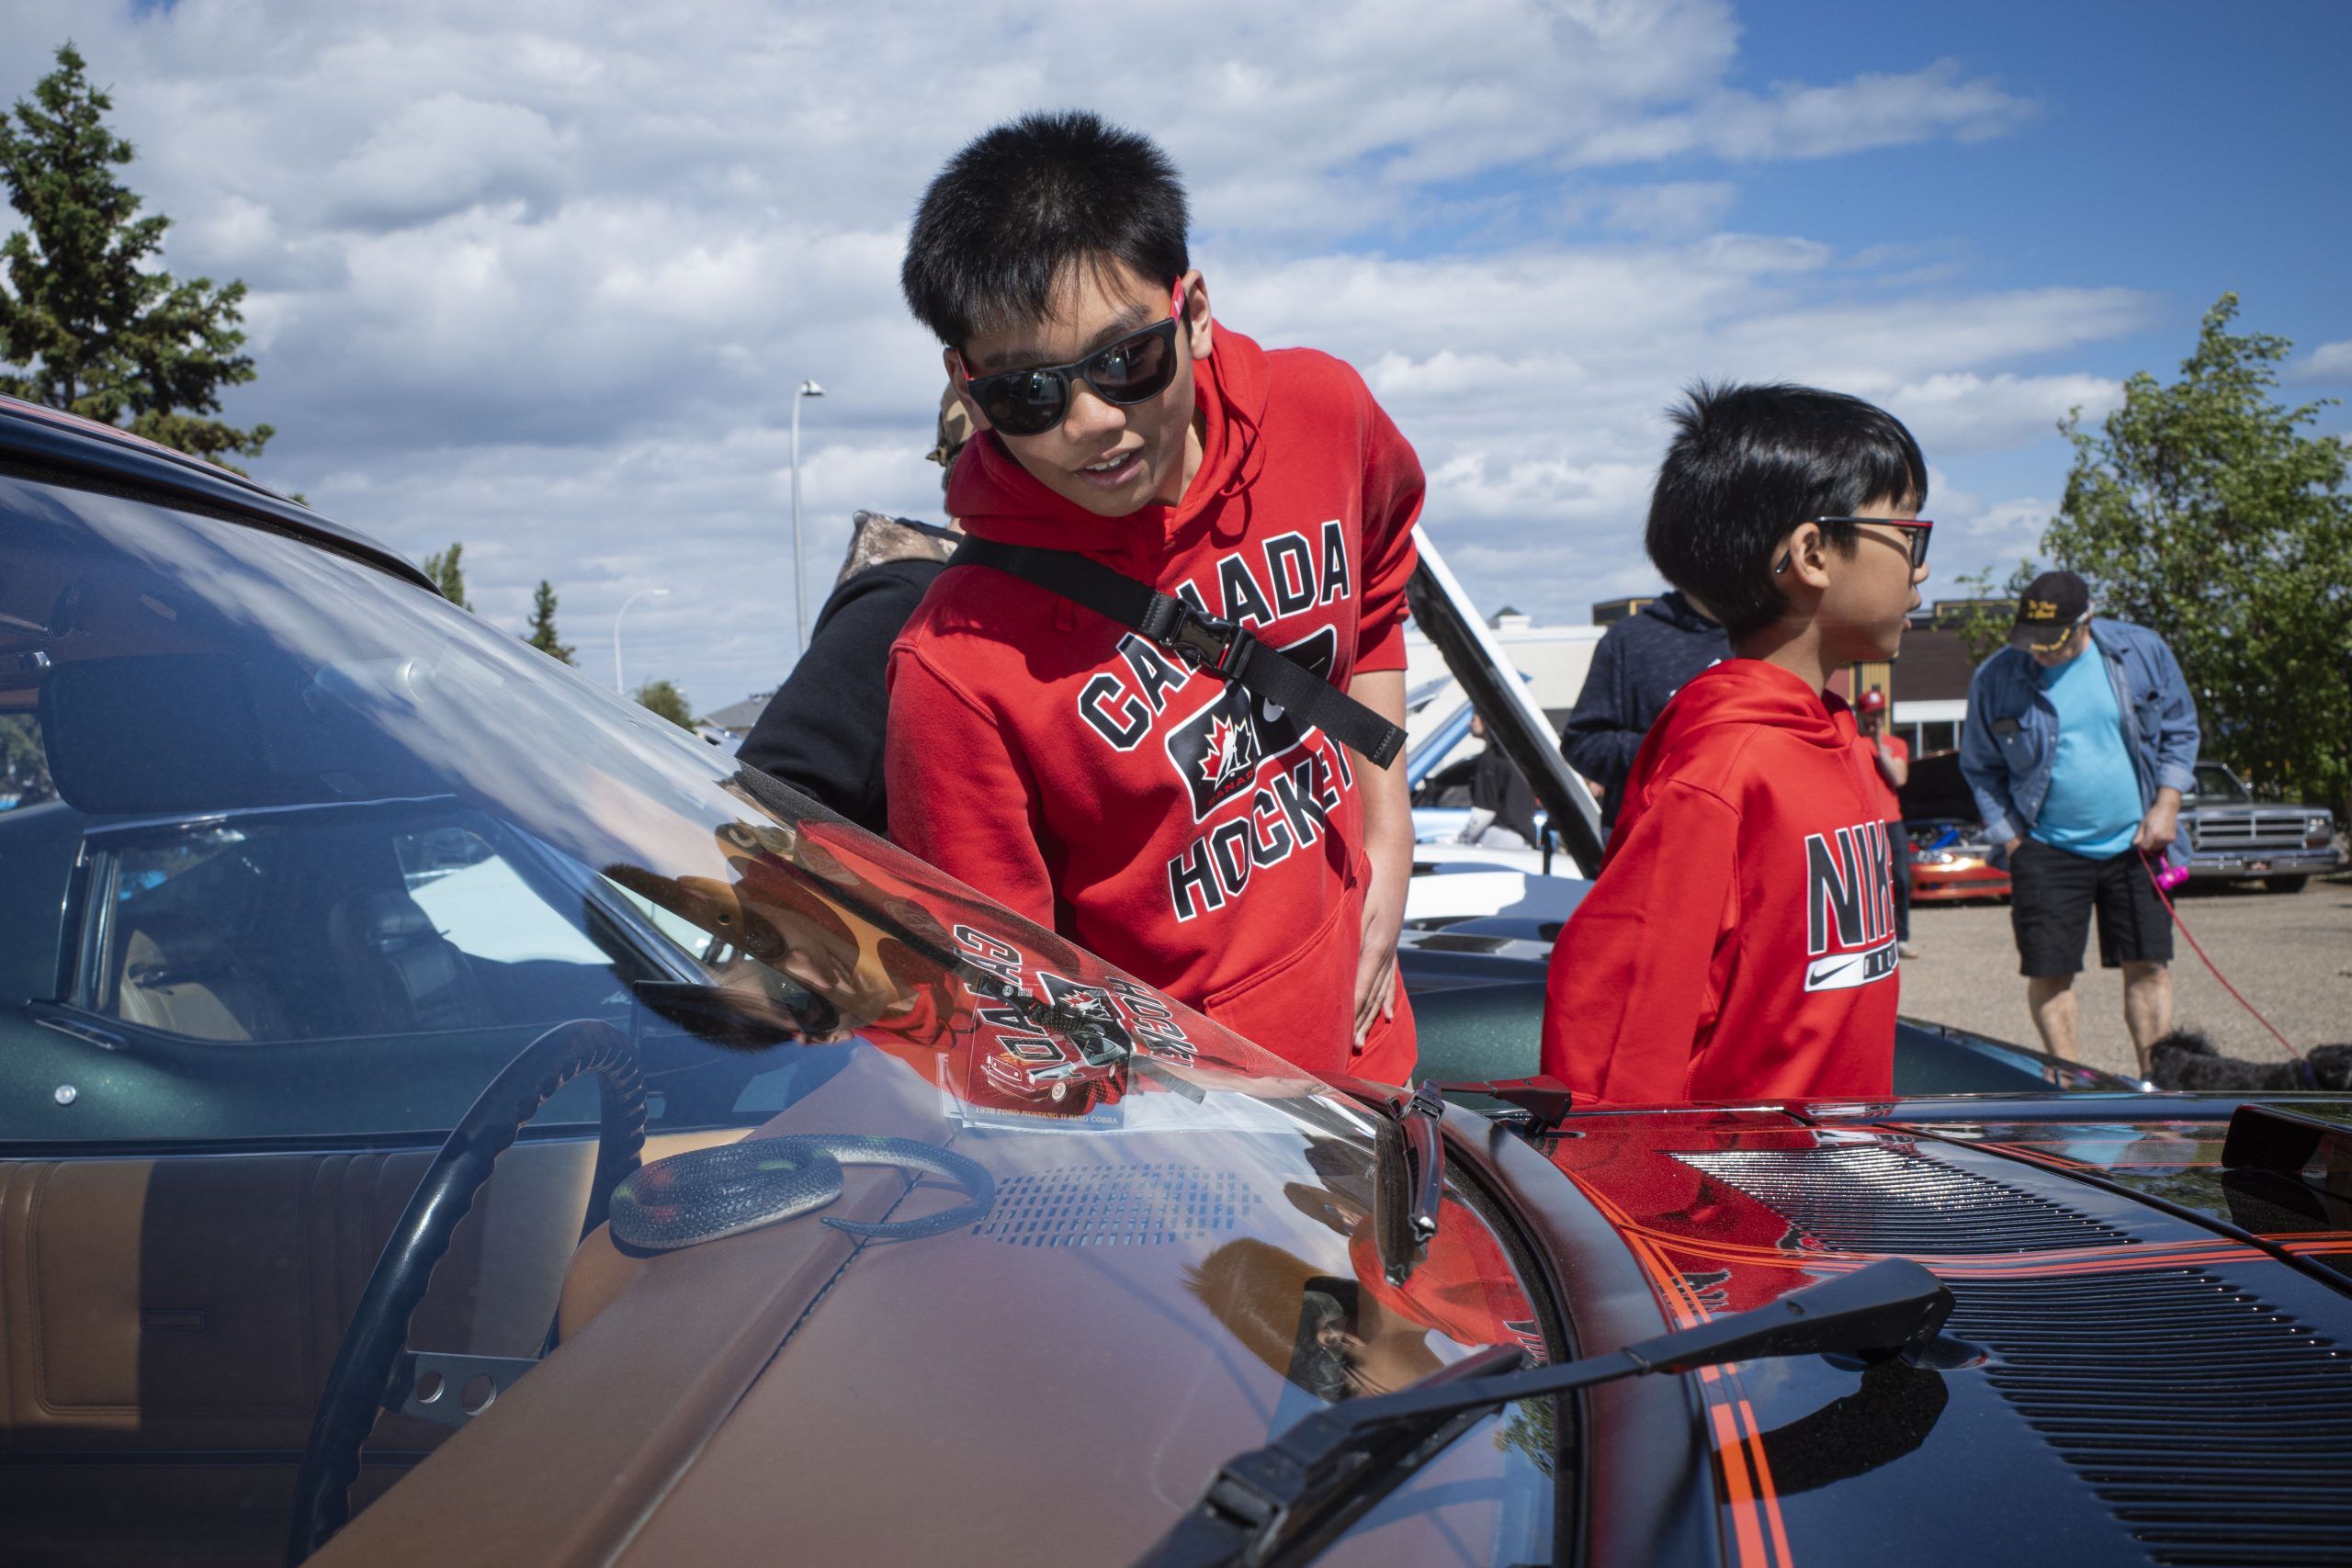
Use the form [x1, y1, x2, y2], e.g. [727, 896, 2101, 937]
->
[1959, 618, 2199, 867]
[1559, 591, 1730, 828]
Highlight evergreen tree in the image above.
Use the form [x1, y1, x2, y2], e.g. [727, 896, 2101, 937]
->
[634, 678, 695, 730]
[525, 580, 574, 663]
[421, 543, 473, 611]
[0, 43, 273, 467]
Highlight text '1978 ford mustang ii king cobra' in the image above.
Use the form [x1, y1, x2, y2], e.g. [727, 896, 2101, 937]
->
[2, 396, 2348, 1567]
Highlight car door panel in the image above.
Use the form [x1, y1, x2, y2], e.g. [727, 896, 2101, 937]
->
[0, 1128, 739, 1454]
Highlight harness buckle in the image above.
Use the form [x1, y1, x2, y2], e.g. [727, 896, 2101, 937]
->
[1164, 605, 1246, 675]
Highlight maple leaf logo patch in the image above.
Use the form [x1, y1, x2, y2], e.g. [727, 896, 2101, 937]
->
[1162, 626, 1335, 821]
[1199, 716, 1245, 787]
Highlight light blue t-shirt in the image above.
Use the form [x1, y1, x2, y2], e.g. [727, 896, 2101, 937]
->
[2030, 649, 2142, 859]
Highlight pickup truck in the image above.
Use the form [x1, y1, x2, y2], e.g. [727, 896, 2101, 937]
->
[2180, 759, 2343, 892]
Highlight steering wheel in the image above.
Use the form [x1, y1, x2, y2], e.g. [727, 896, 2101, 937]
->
[285, 1018, 645, 1565]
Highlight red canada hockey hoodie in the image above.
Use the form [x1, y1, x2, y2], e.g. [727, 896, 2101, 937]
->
[886, 326, 1423, 1084]
[1539, 660, 1900, 1106]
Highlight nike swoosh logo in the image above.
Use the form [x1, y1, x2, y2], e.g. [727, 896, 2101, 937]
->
[1806, 956, 1861, 986]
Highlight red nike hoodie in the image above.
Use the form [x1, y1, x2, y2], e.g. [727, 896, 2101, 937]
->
[886, 326, 1423, 1084]
[1539, 660, 1900, 1106]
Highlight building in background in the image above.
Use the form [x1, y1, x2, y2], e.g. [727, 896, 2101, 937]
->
[695, 689, 775, 753]
[1588, 596, 1652, 627]
[1431, 588, 2004, 760]
[1847, 598, 2016, 756]
[1402, 606, 1603, 752]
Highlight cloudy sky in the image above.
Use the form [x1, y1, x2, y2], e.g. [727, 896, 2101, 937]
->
[6, 0, 2347, 713]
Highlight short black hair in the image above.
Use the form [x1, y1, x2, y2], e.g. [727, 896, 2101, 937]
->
[1645, 382, 1928, 639]
[902, 110, 1190, 349]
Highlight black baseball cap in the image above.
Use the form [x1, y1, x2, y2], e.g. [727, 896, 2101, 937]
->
[2010, 570, 2091, 654]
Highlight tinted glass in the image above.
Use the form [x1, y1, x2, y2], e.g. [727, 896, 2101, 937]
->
[976, 367, 1067, 434]
[0, 472, 1555, 1561]
[2190, 762, 2248, 803]
[1086, 321, 1174, 397]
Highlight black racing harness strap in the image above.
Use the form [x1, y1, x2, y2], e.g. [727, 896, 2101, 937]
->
[948, 535, 1406, 767]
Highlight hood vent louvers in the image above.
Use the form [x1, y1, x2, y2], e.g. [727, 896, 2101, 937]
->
[1672, 1145, 2135, 1254]
[1951, 1269, 2352, 1565]
[1671, 1142, 2352, 1562]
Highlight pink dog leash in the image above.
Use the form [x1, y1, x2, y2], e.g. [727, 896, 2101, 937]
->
[2139, 847, 2306, 1066]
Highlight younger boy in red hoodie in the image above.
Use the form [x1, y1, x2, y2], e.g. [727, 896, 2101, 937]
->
[886, 112, 1423, 1084]
[1541, 383, 1932, 1105]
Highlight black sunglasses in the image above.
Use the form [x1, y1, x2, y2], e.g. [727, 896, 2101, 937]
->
[956, 285, 1187, 438]
[1775, 516, 1935, 574]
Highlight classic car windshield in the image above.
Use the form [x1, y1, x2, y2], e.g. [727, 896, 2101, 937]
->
[0, 473, 1557, 1562]
[2189, 762, 2249, 804]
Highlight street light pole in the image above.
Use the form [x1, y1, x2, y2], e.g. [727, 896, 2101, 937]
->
[611, 586, 671, 694]
[790, 379, 826, 656]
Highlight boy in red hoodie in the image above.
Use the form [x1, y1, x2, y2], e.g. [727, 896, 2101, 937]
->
[886, 112, 1423, 1085]
[1541, 383, 1932, 1105]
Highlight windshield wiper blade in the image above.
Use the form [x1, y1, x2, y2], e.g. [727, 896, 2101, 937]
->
[1135, 1256, 1953, 1568]
[1419, 1074, 1575, 1133]
[1370, 1082, 1445, 1286]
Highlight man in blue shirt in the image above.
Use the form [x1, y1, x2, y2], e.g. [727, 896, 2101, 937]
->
[1960, 571, 2200, 1075]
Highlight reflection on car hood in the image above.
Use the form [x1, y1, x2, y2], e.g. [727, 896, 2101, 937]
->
[1538, 1102, 2352, 1566]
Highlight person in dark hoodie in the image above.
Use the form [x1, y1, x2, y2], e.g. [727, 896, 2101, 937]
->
[1560, 590, 1729, 830]
[887, 112, 1424, 1085]
[1458, 715, 1540, 848]
[1540, 383, 1931, 1106]
[736, 391, 969, 835]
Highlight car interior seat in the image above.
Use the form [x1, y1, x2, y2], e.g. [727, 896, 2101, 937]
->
[325, 886, 489, 1032]
[114, 919, 264, 1041]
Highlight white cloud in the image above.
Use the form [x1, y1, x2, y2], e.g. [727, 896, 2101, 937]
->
[0, 0, 2098, 703]
[2290, 339, 2352, 382]
[1565, 58, 2034, 167]
[325, 94, 571, 228]
[1895, 468, 2048, 598]
[1589, 181, 1740, 238]
[1956, 496, 2053, 548]
[1885, 371, 2121, 454]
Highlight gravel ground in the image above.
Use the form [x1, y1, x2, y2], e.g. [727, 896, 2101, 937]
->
[1897, 868, 2352, 1082]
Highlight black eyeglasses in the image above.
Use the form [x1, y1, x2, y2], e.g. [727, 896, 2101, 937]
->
[954, 285, 1187, 438]
[1775, 517, 1934, 574]
[1829, 515, 1934, 570]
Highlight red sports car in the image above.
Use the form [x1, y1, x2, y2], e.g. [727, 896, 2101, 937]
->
[1901, 750, 2012, 902]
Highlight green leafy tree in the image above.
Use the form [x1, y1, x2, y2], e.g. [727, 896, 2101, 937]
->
[634, 678, 695, 730]
[421, 542, 473, 611]
[0, 43, 273, 467]
[1944, 564, 2036, 667]
[1495, 1396, 1555, 1479]
[0, 713, 53, 807]
[525, 580, 574, 664]
[2046, 294, 2352, 812]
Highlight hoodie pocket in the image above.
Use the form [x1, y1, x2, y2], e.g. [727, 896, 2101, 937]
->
[1202, 894, 1357, 1075]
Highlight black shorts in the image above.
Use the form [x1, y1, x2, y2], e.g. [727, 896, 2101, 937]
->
[2008, 837, 2174, 977]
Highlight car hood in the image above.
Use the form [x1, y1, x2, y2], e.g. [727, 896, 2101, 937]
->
[1539, 1099, 2352, 1567]
[320, 1043, 1557, 1568]
[319, 1095, 2352, 1568]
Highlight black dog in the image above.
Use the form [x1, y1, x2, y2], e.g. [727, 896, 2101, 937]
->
[2146, 1029, 2352, 1092]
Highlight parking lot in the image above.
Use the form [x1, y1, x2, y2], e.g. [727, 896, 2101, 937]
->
[1899, 870, 2352, 1081]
